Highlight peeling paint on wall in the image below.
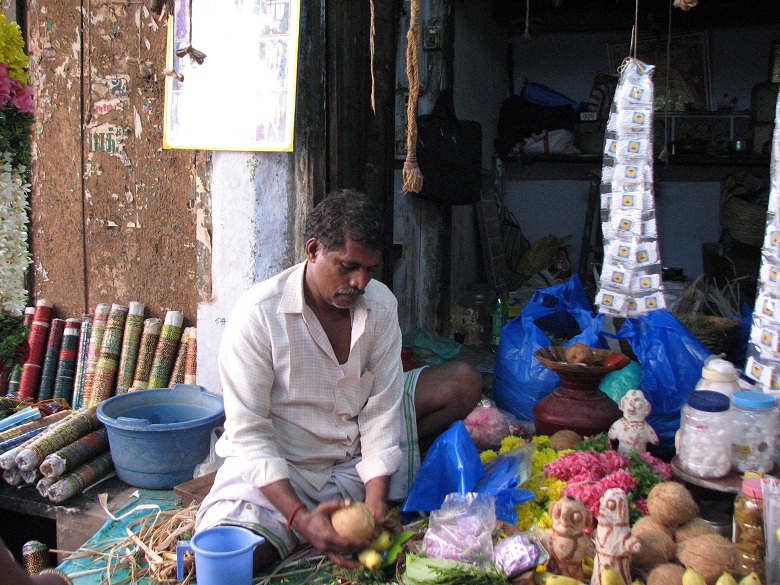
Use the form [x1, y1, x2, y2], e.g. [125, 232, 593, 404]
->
[86, 122, 132, 170]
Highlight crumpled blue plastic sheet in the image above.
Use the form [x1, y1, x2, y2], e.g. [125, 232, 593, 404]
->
[401, 421, 534, 524]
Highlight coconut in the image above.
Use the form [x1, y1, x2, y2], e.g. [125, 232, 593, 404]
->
[549, 429, 583, 451]
[674, 516, 717, 543]
[632, 530, 676, 568]
[330, 502, 375, 541]
[632, 515, 674, 540]
[565, 343, 594, 364]
[646, 482, 699, 527]
[676, 533, 737, 585]
[647, 563, 685, 585]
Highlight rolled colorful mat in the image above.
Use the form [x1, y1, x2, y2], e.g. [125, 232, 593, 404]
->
[22, 540, 50, 574]
[0, 426, 47, 456]
[131, 318, 162, 390]
[70, 315, 92, 409]
[115, 302, 145, 394]
[168, 327, 192, 387]
[36, 475, 57, 498]
[89, 304, 129, 406]
[7, 364, 22, 397]
[39, 426, 109, 479]
[20, 466, 41, 485]
[47, 451, 114, 503]
[184, 327, 197, 384]
[147, 311, 184, 389]
[17, 299, 54, 402]
[52, 318, 82, 405]
[0, 409, 71, 443]
[37, 318, 66, 401]
[80, 304, 111, 408]
[15, 406, 101, 471]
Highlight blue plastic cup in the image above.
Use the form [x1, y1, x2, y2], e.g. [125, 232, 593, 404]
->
[176, 525, 265, 585]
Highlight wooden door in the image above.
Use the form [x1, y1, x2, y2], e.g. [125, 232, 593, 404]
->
[26, 1, 199, 323]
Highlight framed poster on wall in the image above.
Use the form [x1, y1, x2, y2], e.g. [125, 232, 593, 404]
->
[163, 0, 300, 151]
[608, 32, 711, 112]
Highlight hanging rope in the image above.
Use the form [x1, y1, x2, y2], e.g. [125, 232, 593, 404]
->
[617, 0, 640, 74]
[402, 0, 424, 194]
[524, 0, 531, 40]
[657, 0, 674, 163]
[370, 0, 377, 114]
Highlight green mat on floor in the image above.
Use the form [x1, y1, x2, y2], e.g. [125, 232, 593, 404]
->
[58, 489, 182, 585]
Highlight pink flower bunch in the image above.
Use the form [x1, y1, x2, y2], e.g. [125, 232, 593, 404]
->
[0, 61, 33, 114]
[0, 62, 10, 103]
[560, 468, 637, 519]
[633, 498, 649, 515]
[543, 449, 630, 483]
[638, 450, 673, 480]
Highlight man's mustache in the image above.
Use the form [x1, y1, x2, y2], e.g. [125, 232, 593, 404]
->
[337, 288, 365, 295]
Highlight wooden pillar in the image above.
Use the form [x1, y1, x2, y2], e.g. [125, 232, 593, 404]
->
[399, 0, 454, 335]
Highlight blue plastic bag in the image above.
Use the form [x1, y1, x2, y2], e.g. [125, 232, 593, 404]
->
[492, 275, 608, 421]
[473, 448, 535, 524]
[401, 421, 483, 518]
[617, 309, 710, 457]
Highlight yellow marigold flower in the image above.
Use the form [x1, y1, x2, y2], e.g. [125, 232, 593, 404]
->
[542, 477, 567, 502]
[532, 435, 550, 448]
[536, 511, 552, 530]
[498, 434, 524, 454]
[0, 14, 29, 83]
[479, 449, 497, 464]
[515, 501, 542, 531]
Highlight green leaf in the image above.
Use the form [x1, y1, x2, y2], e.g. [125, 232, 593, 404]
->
[0, 314, 28, 369]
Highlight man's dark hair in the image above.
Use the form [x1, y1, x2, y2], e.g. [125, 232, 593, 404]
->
[304, 189, 385, 252]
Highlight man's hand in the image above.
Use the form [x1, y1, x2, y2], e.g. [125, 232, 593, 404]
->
[290, 499, 371, 569]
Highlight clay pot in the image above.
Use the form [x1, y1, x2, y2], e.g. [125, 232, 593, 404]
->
[532, 346, 629, 437]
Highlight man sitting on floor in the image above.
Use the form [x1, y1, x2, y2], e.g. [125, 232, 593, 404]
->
[195, 188, 482, 571]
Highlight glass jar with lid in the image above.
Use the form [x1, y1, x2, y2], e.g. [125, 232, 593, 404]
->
[731, 390, 779, 474]
[677, 390, 732, 479]
[733, 476, 765, 582]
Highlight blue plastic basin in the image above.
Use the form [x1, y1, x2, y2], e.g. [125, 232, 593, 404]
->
[96, 384, 225, 489]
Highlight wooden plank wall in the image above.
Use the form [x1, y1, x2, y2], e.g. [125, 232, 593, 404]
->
[26, 1, 198, 324]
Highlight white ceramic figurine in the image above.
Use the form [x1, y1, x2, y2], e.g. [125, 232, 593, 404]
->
[592, 487, 640, 585]
[608, 389, 659, 455]
[543, 495, 594, 581]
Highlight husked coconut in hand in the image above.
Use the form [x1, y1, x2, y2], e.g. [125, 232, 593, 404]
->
[565, 342, 595, 365]
[330, 502, 375, 541]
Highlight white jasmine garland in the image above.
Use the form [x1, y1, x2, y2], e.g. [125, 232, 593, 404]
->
[0, 151, 31, 316]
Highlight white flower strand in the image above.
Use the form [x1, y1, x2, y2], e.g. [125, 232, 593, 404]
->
[0, 151, 31, 316]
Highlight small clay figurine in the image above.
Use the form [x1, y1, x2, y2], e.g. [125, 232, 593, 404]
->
[543, 495, 594, 580]
[592, 488, 640, 585]
[462, 307, 481, 345]
[608, 389, 659, 455]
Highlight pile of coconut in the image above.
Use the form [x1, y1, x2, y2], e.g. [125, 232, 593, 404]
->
[631, 481, 737, 585]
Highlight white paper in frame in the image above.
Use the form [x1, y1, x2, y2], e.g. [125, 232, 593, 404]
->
[163, 0, 301, 151]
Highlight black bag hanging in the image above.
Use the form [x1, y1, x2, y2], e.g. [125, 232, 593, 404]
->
[415, 90, 482, 206]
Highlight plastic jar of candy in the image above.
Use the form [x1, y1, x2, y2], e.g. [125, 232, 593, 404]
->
[733, 477, 765, 583]
[731, 390, 779, 474]
[677, 390, 732, 479]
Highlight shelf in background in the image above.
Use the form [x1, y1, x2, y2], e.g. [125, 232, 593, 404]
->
[501, 153, 770, 182]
